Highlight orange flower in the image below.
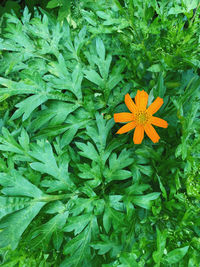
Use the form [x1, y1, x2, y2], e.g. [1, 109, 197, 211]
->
[114, 90, 168, 144]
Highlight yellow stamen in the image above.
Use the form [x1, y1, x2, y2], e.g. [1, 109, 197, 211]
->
[135, 111, 151, 126]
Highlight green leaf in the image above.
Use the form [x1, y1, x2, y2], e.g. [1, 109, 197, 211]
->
[62, 216, 98, 267]
[86, 113, 114, 153]
[81, 10, 97, 26]
[0, 77, 36, 96]
[0, 127, 24, 155]
[64, 214, 92, 235]
[71, 198, 94, 217]
[147, 64, 162, 72]
[29, 100, 79, 132]
[0, 170, 43, 198]
[182, 0, 199, 11]
[18, 128, 30, 151]
[47, 0, 62, 9]
[71, 64, 83, 100]
[96, 37, 105, 60]
[53, 230, 64, 251]
[103, 200, 125, 233]
[153, 228, 168, 264]
[163, 246, 189, 264]
[109, 195, 124, 211]
[77, 161, 102, 188]
[0, 196, 30, 220]
[131, 192, 161, 209]
[103, 206, 112, 233]
[29, 211, 68, 250]
[0, 201, 45, 249]
[157, 73, 166, 98]
[96, 11, 110, 20]
[30, 140, 74, 191]
[11, 94, 48, 121]
[157, 175, 167, 200]
[84, 69, 104, 87]
[118, 252, 138, 266]
[107, 72, 123, 91]
[46, 54, 83, 99]
[0, 170, 45, 249]
[76, 141, 99, 162]
[103, 149, 134, 182]
[91, 234, 122, 256]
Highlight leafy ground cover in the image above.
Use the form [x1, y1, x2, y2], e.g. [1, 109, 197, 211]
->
[0, 0, 200, 266]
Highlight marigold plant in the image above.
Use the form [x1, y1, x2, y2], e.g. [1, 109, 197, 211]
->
[0, 0, 199, 266]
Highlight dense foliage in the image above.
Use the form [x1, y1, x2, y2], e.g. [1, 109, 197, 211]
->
[0, 0, 200, 266]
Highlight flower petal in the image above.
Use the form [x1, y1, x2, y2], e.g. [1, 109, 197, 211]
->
[147, 97, 163, 115]
[114, 113, 134, 122]
[135, 90, 148, 110]
[150, 116, 168, 128]
[116, 121, 136, 134]
[125, 94, 137, 113]
[133, 125, 144, 144]
[144, 124, 160, 143]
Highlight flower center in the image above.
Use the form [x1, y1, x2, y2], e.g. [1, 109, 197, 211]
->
[135, 111, 151, 126]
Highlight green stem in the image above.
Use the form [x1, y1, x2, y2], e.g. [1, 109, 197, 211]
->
[35, 193, 75, 202]
[190, 2, 200, 25]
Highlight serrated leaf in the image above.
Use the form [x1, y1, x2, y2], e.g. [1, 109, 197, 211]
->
[0, 201, 45, 249]
[62, 216, 98, 267]
[30, 100, 79, 132]
[81, 10, 97, 26]
[86, 113, 114, 153]
[131, 192, 161, 209]
[91, 234, 122, 256]
[157, 73, 166, 98]
[107, 73, 123, 91]
[0, 127, 24, 155]
[18, 128, 30, 151]
[77, 161, 102, 187]
[0, 196, 30, 220]
[29, 140, 74, 191]
[147, 64, 162, 72]
[30, 211, 68, 250]
[118, 252, 138, 266]
[103, 205, 125, 232]
[76, 141, 99, 162]
[153, 228, 168, 264]
[84, 69, 104, 87]
[163, 246, 189, 264]
[103, 206, 112, 233]
[47, 0, 62, 9]
[71, 198, 93, 217]
[96, 37, 105, 60]
[103, 149, 134, 182]
[109, 195, 124, 212]
[0, 171, 45, 250]
[0, 77, 36, 96]
[71, 64, 83, 100]
[53, 230, 64, 251]
[63, 214, 92, 235]
[0, 170, 43, 198]
[44, 200, 65, 214]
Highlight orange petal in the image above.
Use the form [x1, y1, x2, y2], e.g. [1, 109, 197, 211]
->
[135, 90, 148, 110]
[147, 97, 163, 115]
[144, 124, 160, 143]
[116, 121, 136, 134]
[125, 94, 137, 113]
[150, 116, 168, 128]
[114, 113, 134, 122]
[133, 125, 144, 144]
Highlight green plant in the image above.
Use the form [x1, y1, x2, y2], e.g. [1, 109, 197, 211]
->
[0, 1, 199, 266]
